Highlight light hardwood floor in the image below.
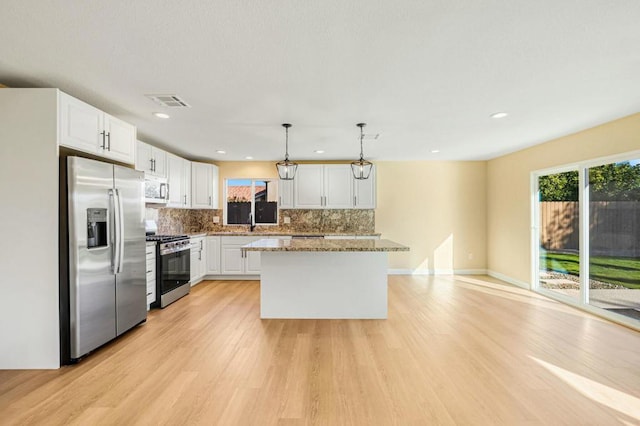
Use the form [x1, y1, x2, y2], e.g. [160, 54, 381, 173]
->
[1, 276, 640, 425]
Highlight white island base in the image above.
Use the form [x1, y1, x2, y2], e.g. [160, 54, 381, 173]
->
[260, 251, 388, 319]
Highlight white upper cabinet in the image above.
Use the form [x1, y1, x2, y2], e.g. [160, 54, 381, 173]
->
[59, 93, 103, 153]
[135, 140, 167, 178]
[353, 165, 376, 208]
[293, 164, 357, 209]
[103, 115, 136, 163]
[323, 165, 353, 208]
[278, 179, 294, 209]
[293, 165, 324, 208]
[167, 153, 191, 208]
[59, 92, 136, 164]
[191, 162, 219, 209]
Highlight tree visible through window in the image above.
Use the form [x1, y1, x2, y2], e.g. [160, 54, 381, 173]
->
[226, 179, 278, 225]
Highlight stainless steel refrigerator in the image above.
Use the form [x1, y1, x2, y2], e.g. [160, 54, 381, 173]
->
[60, 156, 146, 363]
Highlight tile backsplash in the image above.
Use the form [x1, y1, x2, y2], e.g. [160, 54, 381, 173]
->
[151, 208, 375, 234]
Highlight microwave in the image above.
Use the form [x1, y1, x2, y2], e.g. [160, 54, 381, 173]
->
[145, 176, 168, 204]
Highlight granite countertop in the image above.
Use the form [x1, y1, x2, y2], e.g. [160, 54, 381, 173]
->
[207, 231, 382, 237]
[242, 238, 409, 252]
[188, 233, 208, 238]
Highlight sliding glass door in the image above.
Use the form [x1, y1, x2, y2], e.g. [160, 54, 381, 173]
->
[533, 155, 640, 326]
[536, 170, 581, 301]
[587, 160, 640, 321]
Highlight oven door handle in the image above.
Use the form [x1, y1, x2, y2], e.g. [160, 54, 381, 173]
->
[160, 244, 190, 256]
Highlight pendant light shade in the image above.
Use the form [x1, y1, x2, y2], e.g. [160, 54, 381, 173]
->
[276, 123, 298, 180]
[351, 123, 373, 180]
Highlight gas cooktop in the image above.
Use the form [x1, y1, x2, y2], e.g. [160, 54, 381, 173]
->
[146, 234, 189, 243]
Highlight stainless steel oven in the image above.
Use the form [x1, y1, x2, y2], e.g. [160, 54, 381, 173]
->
[146, 235, 191, 308]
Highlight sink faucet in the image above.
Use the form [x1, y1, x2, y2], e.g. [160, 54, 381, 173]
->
[248, 213, 255, 232]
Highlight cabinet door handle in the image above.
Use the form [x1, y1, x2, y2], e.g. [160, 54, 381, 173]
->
[150, 158, 154, 172]
[209, 196, 212, 205]
[354, 196, 357, 206]
[106, 132, 111, 151]
[184, 195, 187, 205]
[100, 131, 106, 149]
[279, 196, 281, 205]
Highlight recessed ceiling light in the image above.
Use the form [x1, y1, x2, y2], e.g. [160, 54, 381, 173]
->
[431, 149, 440, 154]
[490, 112, 508, 119]
[314, 150, 325, 154]
[215, 150, 226, 154]
[245, 156, 253, 160]
[152, 112, 170, 119]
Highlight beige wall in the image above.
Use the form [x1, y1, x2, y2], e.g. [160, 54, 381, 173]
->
[487, 113, 640, 284]
[376, 161, 487, 272]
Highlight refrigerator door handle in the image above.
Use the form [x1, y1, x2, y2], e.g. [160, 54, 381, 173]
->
[115, 188, 125, 274]
[109, 188, 119, 272]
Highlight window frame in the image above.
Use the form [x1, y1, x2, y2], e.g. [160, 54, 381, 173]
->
[530, 149, 640, 330]
[223, 178, 279, 226]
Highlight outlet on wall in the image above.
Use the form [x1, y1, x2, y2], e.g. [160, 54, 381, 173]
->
[283, 216, 291, 224]
[468, 253, 474, 260]
[213, 216, 220, 223]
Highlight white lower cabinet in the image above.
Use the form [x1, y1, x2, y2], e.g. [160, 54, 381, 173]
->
[145, 243, 156, 309]
[217, 236, 291, 276]
[190, 236, 206, 286]
[206, 236, 221, 274]
[220, 236, 262, 275]
[245, 250, 262, 274]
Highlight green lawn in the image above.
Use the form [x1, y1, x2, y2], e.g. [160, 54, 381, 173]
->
[540, 251, 640, 289]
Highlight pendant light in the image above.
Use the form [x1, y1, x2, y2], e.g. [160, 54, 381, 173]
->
[276, 123, 298, 180]
[351, 122, 373, 180]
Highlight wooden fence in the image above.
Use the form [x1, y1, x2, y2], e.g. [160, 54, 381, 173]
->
[540, 201, 640, 257]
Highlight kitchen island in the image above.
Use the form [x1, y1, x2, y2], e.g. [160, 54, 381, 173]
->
[242, 238, 409, 319]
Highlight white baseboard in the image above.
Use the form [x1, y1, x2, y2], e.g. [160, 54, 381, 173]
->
[204, 275, 260, 281]
[388, 268, 487, 276]
[453, 269, 487, 275]
[487, 270, 530, 289]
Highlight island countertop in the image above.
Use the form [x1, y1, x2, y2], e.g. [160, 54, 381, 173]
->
[208, 231, 381, 237]
[242, 238, 409, 252]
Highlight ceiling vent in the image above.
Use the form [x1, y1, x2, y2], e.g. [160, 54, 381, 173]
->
[145, 94, 191, 108]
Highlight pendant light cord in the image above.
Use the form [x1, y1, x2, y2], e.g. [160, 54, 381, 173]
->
[358, 123, 366, 162]
[285, 126, 289, 161]
[359, 126, 364, 161]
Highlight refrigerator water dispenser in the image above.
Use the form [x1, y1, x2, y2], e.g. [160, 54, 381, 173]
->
[87, 208, 107, 248]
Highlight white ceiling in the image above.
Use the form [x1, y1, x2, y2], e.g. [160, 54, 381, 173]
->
[1, 1, 639, 161]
